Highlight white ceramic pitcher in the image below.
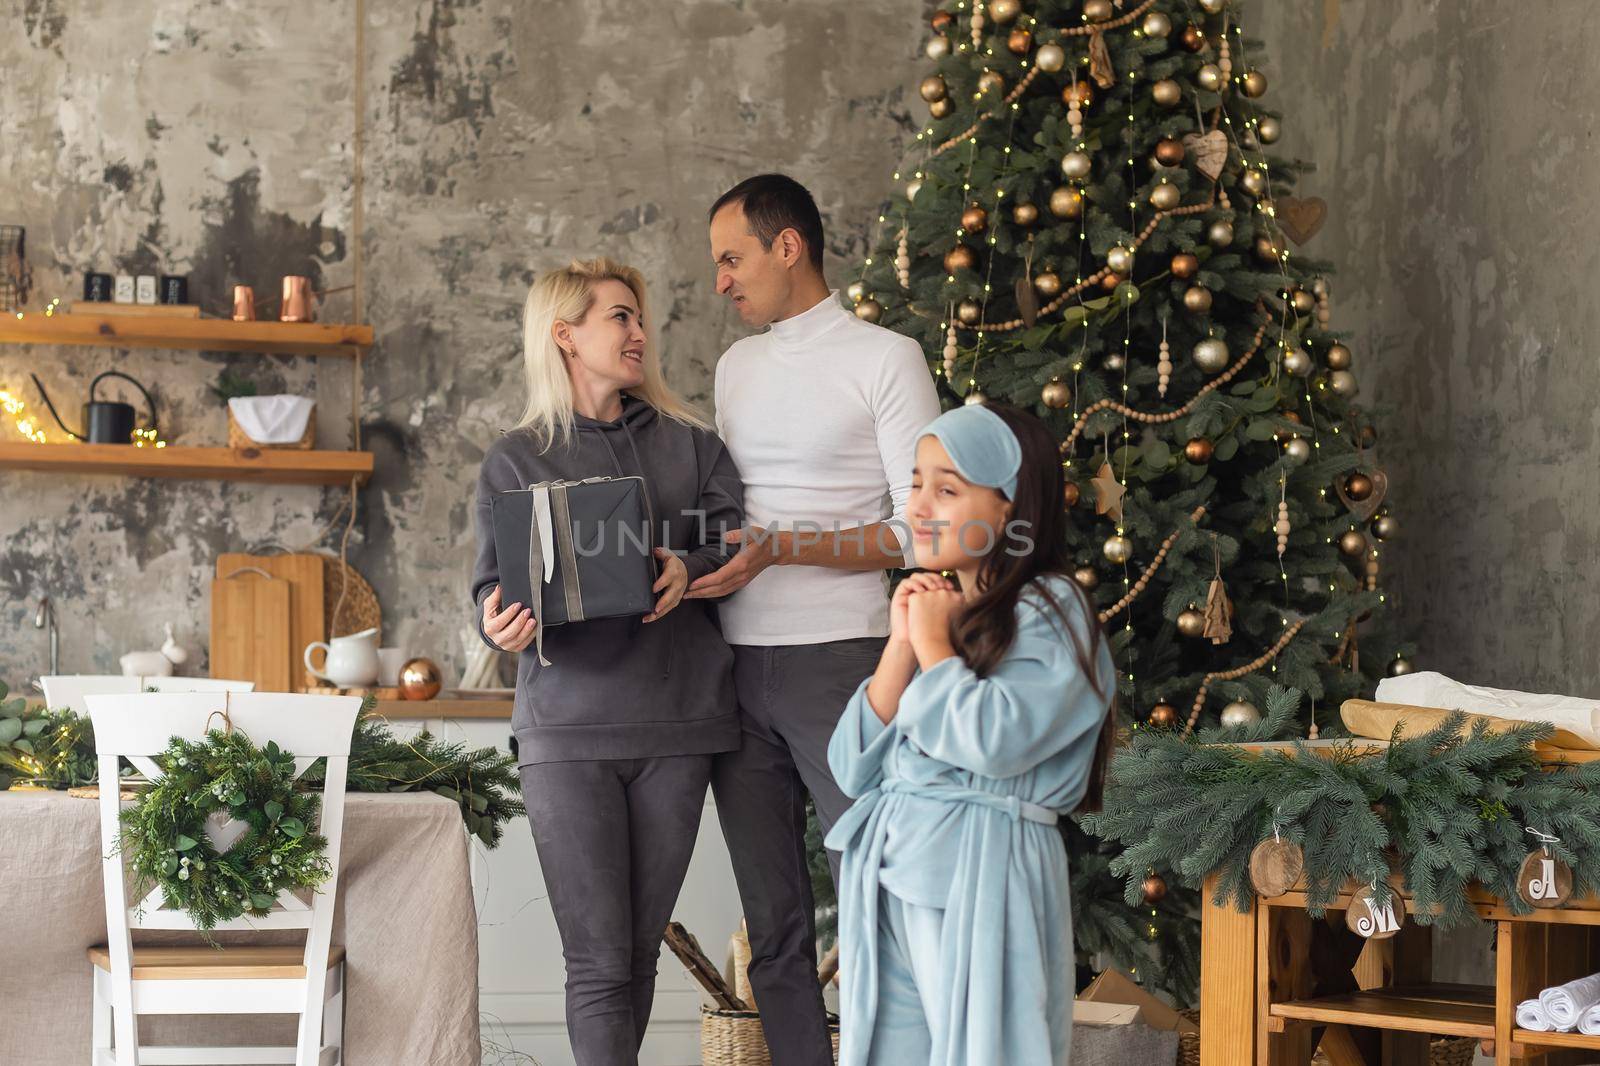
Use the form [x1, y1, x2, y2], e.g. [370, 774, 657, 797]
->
[303, 626, 380, 687]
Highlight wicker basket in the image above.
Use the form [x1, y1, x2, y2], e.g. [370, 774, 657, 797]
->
[227, 405, 315, 450]
[700, 1008, 840, 1066]
[1177, 1010, 1474, 1066]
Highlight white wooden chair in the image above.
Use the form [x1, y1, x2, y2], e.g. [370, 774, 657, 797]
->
[86, 691, 361, 1066]
[41, 675, 255, 717]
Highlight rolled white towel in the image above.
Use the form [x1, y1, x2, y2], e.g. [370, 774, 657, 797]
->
[1517, 998, 1553, 1031]
[1580, 1002, 1600, 1036]
[1540, 971, 1600, 1030]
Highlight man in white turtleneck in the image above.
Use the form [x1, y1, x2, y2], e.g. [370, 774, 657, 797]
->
[686, 174, 940, 1066]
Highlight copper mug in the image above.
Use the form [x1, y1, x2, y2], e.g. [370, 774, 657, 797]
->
[232, 285, 256, 321]
[281, 275, 315, 322]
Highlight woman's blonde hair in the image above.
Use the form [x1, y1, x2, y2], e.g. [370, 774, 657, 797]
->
[517, 257, 709, 449]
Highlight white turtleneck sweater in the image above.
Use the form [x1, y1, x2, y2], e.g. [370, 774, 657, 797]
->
[713, 291, 941, 646]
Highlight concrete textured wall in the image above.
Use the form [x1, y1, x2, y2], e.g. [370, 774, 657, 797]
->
[2, 1, 1596, 701]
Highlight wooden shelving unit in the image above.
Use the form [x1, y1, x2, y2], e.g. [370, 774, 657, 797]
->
[1270, 984, 1495, 1041]
[0, 311, 372, 355]
[0, 441, 372, 486]
[371, 697, 512, 720]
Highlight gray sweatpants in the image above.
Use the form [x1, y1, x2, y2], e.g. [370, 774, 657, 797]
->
[519, 754, 713, 1066]
[710, 637, 887, 1066]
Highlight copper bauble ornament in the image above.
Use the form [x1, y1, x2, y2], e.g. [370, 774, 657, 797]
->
[1257, 115, 1282, 144]
[1290, 288, 1315, 314]
[1061, 150, 1093, 180]
[1242, 69, 1268, 98]
[931, 9, 955, 33]
[1183, 285, 1213, 313]
[399, 657, 443, 700]
[1181, 24, 1206, 51]
[977, 70, 1006, 96]
[1208, 219, 1235, 247]
[1358, 424, 1378, 448]
[1036, 43, 1066, 72]
[1329, 369, 1358, 396]
[846, 281, 865, 302]
[956, 298, 982, 324]
[1011, 201, 1039, 227]
[1100, 272, 1123, 292]
[1151, 79, 1182, 107]
[1239, 167, 1267, 197]
[1284, 437, 1311, 463]
[1184, 437, 1214, 464]
[1148, 702, 1178, 729]
[926, 35, 952, 60]
[1106, 245, 1134, 275]
[1041, 378, 1071, 409]
[1170, 253, 1199, 279]
[961, 203, 989, 234]
[1388, 656, 1415, 677]
[1033, 270, 1062, 297]
[1220, 700, 1261, 729]
[1007, 27, 1032, 54]
[1254, 232, 1285, 262]
[1049, 186, 1084, 219]
[1344, 472, 1374, 501]
[1073, 565, 1098, 589]
[1103, 534, 1134, 564]
[854, 298, 882, 323]
[1176, 608, 1205, 638]
[1192, 336, 1229, 372]
[1142, 872, 1169, 903]
[929, 97, 953, 119]
[1062, 81, 1095, 109]
[964, 389, 989, 407]
[1084, 0, 1114, 21]
[945, 244, 978, 273]
[920, 75, 949, 102]
[989, 0, 1022, 23]
[1326, 342, 1353, 370]
[1149, 182, 1181, 210]
[1373, 514, 1398, 541]
[1063, 482, 1081, 508]
[1197, 64, 1224, 92]
[1339, 529, 1367, 557]
[1283, 347, 1312, 377]
[1143, 11, 1173, 38]
[1154, 137, 1185, 167]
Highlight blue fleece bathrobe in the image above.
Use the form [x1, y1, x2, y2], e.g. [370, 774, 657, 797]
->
[824, 575, 1114, 1066]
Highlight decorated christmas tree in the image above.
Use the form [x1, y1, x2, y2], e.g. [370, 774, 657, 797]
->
[835, 0, 1417, 1000]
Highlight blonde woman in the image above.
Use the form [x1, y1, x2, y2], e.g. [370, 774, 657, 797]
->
[470, 258, 744, 1065]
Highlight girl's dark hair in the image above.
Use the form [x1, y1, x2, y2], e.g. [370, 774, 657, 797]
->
[947, 403, 1117, 813]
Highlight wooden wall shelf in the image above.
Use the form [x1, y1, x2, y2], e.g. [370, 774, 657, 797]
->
[0, 312, 372, 356]
[371, 697, 512, 720]
[0, 442, 372, 486]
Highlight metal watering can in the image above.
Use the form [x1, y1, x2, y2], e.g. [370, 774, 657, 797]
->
[30, 370, 159, 444]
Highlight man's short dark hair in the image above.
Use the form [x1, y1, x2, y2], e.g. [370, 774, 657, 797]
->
[708, 173, 825, 272]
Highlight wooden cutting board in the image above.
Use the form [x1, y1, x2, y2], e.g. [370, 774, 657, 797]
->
[209, 568, 291, 692]
[216, 553, 326, 688]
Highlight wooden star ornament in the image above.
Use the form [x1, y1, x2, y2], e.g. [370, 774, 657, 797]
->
[1091, 462, 1125, 523]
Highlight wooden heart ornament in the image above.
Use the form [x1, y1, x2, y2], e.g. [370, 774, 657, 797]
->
[1182, 130, 1229, 181]
[1276, 196, 1327, 245]
[1336, 468, 1388, 523]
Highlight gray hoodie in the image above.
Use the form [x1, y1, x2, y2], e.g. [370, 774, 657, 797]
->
[471, 396, 744, 766]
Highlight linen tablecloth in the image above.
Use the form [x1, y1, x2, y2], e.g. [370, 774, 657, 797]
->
[0, 790, 481, 1065]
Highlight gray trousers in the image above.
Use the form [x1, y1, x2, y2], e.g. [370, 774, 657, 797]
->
[711, 637, 887, 1066]
[519, 754, 713, 1066]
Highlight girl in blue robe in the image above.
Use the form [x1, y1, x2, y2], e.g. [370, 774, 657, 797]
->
[825, 403, 1116, 1066]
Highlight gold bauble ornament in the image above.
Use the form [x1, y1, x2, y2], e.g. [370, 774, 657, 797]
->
[1106, 245, 1134, 275]
[399, 657, 443, 701]
[1239, 167, 1267, 197]
[1192, 336, 1230, 372]
[1103, 535, 1134, 564]
[1176, 608, 1205, 638]
[1283, 347, 1312, 377]
[920, 75, 949, 102]
[1007, 27, 1032, 54]
[1011, 201, 1039, 227]
[1041, 378, 1071, 409]
[1152, 79, 1182, 108]
[1283, 437, 1311, 463]
[1242, 69, 1268, 98]
[1063, 481, 1081, 508]
[1181, 24, 1206, 52]
[1388, 656, 1416, 678]
[961, 203, 989, 234]
[906, 178, 924, 201]
[1036, 42, 1066, 72]
[1149, 182, 1181, 210]
[1329, 369, 1358, 396]
[1033, 270, 1062, 297]
[1184, 437, 1214, 464]
[1060, 150, 1093, 180]
[956, 298, 982, 324]
[1344, 472, 1374, 501]
[929, 97, 953, 119]
[1220, 700, 1262, 729]
[1254, 232, 1285, 263]
[1197, 63, 1224, 92]
[1183, 285, 1213, 313]
[977, 70, 1006, 96]
[1049, 186, 1084, 219]
[931, 9, 955, 33]
[945, 244, 978, 273]
[989, 0, 1022, 23]
[1358, 423, 1378, 448]
[1339, 529, 1367, 557]
[926, 36, 952, 60]
[1073, 565, 1099, 589]
[1154, 137, 1186, 167]
[1142, 11, 1173, 38]
[1148, 702, 1178, 729]
[854, 298, 882, 323]
[963, 389, 989, 407]
[1208, 219, 1235, 247]
[1103, 352, 1126, 372]
[1257, 115, 1282, 144]
[1083, 0, 1113, 21]
[1198, 0, 1227, 12]
[1326, 343, 1353, 370]
[1170, 253, 1199, 279]
[1142, 872, 1169, 903]
[1373, 514, 1398, 541]
[846, 281, 865, 303]
[1289, 288, 1315, 314]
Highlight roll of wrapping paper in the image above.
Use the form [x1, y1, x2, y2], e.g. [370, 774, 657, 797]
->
[1340, 699, 1597, 753]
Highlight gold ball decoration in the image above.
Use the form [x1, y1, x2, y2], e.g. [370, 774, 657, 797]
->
[1142, 872, 1169, 903]
[1358, 423, 1378, 448]
[1239, 167, 1267, 198]
[1103, 352, 1126, 372]
[1242, 69, 1269, 98]
[1181, 24, 1206, 52]
[945, 244, 978, 273]
[1073, 565, 1099, 589]
[931, 9, 955, 33]
[1149, 181, 1181, 210]
[1197, 63, 1224, 93]
[1282, 347, 1312, 377]
[1106, 245, 1135, 275]
[1344, 472, 1374, 502]
[1062, 481, 1081, 508]
[1198, 0, 1227, 12]
[1326, 343, 1353, 370]
[929, 97, 953, 119]
[1183, 285, 1213, 313]
[1283, 437, 1311, 464]
[920, 75, 949, 103]
[854, 298, 882, 323]
[1373, 513, 1398, 541]
[977, 70, 1006, 96]
[1339, 529, 1367, 557]
[1041, 377, 1071, 409]
[1033, 270, 1062, 297]
[1151, 79, 1182, 107]
[1103, 534, 1134, 564]
[1036, 42, 1066, 72]
[846, 281, 865, 302]
[1148, 702, 1178, 729]
[956, 298, 982, 324]
[1290, 288, 1316, 314]
[1154, 137, 1186, 167]
[1184, 437, 1214, 464]
[1388, 656, 1416, 678]
[399, 657, 443, 701]
[989, 0, 1022, 23]
[961, 203, 989, 234]
[1329, 369, 1358, 397]
[1143, 11, 1173, 38]
[1084, 0, 1114, 22]
[963, 389, 989, 407]
[1176, 608, 1205, 638]
[1257, 115, 1282, 144]
[1208, 219, 1235, 247]
[1007, 27, 1032, 54]
[1011, 201, 1039, 227]
[926, 35, 952, 60]
[1060, 151, 1093, 180]
[906, 178, 924, 201]
[1255, 232, 1286, 263]
[1170, 253, 1199, 280]
[1049, 185, 1084, 219]
[1192, 336, 1230, 373]
[1220, 700, 1262, 729]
